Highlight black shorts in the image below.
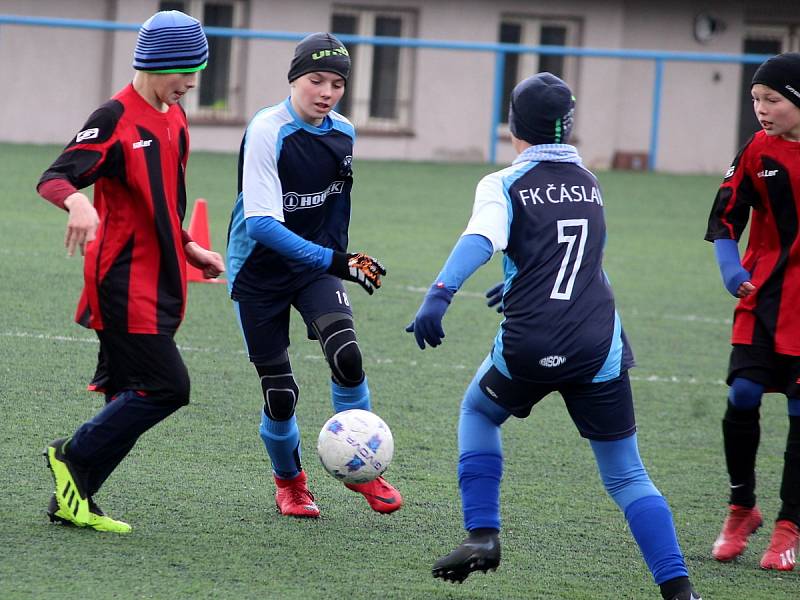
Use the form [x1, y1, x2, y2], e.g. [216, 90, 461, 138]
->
[728, 344, 800, 397]
[94, 330, 189, 399]
[235, 274, 353, 364]
[479, 366, 636, 441]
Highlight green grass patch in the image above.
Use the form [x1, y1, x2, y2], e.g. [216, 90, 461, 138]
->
[0, 143, 795, 599]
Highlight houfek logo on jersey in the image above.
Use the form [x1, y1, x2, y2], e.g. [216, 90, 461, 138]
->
[283, 181, 345, 212]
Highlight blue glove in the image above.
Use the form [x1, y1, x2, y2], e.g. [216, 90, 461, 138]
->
[714, 239, 750, 297]
[485, 282, 504, 313]
[405, 285, 454, 349]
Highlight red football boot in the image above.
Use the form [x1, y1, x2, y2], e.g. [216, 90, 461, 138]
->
[712, 504, 763, 561]
[345, 476, 403, 513]
[274, 471, 320, 518]
[760, 520, 799, 571]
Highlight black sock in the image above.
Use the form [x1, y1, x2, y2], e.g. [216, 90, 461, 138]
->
[723, 402, 760, 507]
[778, 415, 800, 526]
[468, 528, 499, 539]
[659, 576, 692, 600]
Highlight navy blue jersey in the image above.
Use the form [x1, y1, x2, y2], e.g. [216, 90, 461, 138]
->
[227, 98, 354, 300]
[463, 145, 634, 383]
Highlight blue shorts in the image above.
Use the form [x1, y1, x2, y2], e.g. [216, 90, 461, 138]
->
[235, 274, 352, 364]
[478, 366, 636, 441]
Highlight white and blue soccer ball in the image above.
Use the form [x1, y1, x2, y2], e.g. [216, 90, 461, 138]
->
[317, 409, 394, 484]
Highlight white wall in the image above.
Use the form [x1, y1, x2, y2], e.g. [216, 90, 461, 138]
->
[0, 0, 769, 174]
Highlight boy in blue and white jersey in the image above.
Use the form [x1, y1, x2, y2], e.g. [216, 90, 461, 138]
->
[407, 73, 700, 600]
[226, 33, 401, 518]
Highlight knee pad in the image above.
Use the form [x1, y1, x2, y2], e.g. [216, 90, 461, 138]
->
[729, 377, 764, 410]
[256, 362, 299, 421]
[314, 316, 363, 386]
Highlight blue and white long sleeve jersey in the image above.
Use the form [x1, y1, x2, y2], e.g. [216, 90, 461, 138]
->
[467, 144, 634, 383]
[226, 98, 355, 299]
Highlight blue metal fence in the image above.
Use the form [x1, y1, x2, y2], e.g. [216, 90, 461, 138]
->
[0, 14, 774, 169]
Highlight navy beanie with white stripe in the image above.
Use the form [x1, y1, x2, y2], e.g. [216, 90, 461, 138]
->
[133, 11, 208, 73]
[509, 72, 575, 145]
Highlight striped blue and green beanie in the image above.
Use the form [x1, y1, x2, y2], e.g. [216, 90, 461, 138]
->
[133, 10, 208, 73]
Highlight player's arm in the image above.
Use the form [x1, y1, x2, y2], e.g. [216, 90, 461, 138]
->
[405, 234, 493, 349]
[704, 141, 758, 298]
[36, 104, 121, 255]
[406, 173, 507, 349]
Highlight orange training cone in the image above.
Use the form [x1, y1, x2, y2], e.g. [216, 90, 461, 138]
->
[186, 198, 225, 284]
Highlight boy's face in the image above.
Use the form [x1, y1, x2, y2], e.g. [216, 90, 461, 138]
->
[752, 83, 800, 140]
[290, 71, 345, 125]
[152, 72, 198, 106]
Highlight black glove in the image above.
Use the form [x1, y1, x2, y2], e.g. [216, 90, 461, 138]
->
[328, 251, 386, 295]
[485, 282, 504, 313]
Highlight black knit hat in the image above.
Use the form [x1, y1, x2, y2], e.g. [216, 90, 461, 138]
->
[751, 52, 800, 109]
[288, 32, 351, 82]
[509, 72, 575, 146]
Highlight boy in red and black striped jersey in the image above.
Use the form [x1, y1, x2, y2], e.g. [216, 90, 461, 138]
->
[38, 11, 224, 533]
[706, 52, 800, 570]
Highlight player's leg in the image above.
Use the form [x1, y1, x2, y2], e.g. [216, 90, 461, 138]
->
[713, 344, 769, 561]
[298, 275, 401, 513]
[760, 367, 800, 571]
[433, 356, 516, 583]
[45, 331, 190, 533]
[234, 299, 318, 518]
[566, 373, 700, 600]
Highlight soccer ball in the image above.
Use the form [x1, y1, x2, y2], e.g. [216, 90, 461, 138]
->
[317, 409, 394, 484]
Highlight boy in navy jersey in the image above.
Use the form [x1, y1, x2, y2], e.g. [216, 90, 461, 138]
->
[226, 33, 401, 518]
[408, 73, 700, 599]
[38, 11, 224, 533]
[706, 52, 800, 571]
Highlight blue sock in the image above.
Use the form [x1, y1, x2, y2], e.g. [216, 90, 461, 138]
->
[456, 358, 510, 531]
[459, 451, 503, 531]
[259, 411, 301, 479]
[331, 377, 371, 413]
[625, 495, 689, 584]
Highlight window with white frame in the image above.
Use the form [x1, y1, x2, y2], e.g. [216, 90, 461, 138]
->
[159, 0, 245, 121]
[498, 16, 581, 124]
[331, 6, 417, 131]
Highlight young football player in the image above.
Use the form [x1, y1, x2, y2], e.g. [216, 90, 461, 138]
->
[38, 10, 224, 533]
[705, 52, 800, 571]
[407, 73, 700, 599]
[225, 32, 401, 518]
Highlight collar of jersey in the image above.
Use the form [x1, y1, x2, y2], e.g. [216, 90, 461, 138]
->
[283, 98, 333, 134]
[513, 144, 581, 165]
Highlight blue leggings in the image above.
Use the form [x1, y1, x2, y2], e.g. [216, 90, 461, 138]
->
[456, 358, 687, 584]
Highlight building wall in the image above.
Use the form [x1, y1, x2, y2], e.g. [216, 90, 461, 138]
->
[0, 0, 773, 174]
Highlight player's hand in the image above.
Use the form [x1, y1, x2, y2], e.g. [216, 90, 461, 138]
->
[485, 282, 504, 313]
[405, 284, 454, 349]
[737, 281, 756, 298]
[185, 242, 225, 279]
[328, 251, 386, 295]
[63, 192, 99, 256]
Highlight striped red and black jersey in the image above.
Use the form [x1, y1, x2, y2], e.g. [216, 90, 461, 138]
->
[39, 83, 191, 335]
[705, 130, 800, 355]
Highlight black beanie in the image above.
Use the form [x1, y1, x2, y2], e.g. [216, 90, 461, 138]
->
[509, 72, 575, 146]
[288, 32, 351, 83]
[751, 52, 800, 109]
